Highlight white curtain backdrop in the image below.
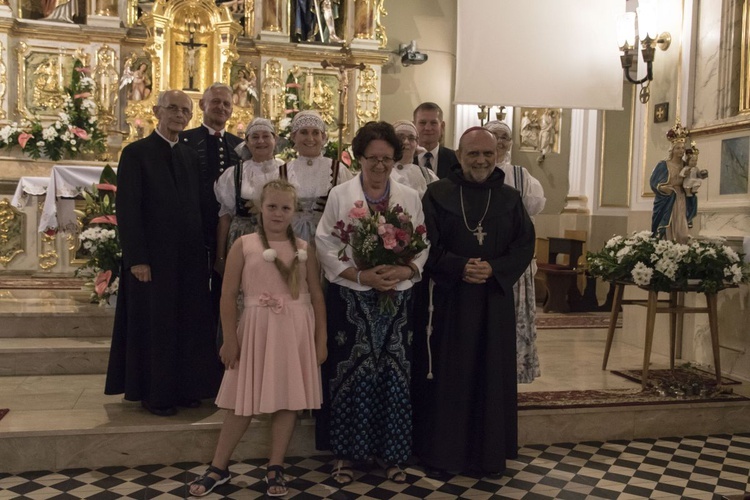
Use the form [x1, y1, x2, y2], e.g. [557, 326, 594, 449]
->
[455, 0, 625, 111]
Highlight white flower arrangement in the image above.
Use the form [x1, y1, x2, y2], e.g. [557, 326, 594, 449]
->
[0, 59, 106, 161]
[587, 232, 750, 293]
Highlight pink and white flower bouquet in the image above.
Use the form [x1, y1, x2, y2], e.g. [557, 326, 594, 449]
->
[332, 201, 428, 314]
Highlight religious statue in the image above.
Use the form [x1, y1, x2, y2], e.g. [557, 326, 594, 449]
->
[650, 121, 697, 243]
[539, 109, 558, 155]
[321, 0, 342, 43]
[42, 0, 79, 23]
[293, 0, 342, 43]
[311, 79, 334, 125]
[681, 142, 708, 198]
[285, 67, 302, 114]
[232, 68, 257, 108]
[520, 110, 540, 150]
[120, 57, 152, 101]
[177, 33, 207, 91]
[33, 57, 65, 110]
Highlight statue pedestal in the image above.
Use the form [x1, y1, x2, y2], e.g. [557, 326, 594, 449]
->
[86, 14, 122, 28]
[349, 38, 379, 50]
[260, 32, 290, 43]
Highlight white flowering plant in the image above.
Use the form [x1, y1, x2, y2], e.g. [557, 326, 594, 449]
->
[0, 59, 106, 161]
[587, 231, 750, 293]
[74, 165, 121, 305]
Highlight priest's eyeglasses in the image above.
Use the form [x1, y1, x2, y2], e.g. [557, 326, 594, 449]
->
[363, 155, 395, 167]
[163, 105, 193, 116]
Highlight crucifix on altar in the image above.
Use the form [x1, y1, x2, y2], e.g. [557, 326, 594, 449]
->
[321, 49, 365, 160]
[176, 33, 207, 91]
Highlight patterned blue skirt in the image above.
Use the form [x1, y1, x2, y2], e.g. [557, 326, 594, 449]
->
[316, 283, 413, 465]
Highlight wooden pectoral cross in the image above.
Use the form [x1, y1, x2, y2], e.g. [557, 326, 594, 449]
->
[475, 223, 487, 245]
[176, 33, 207, 91]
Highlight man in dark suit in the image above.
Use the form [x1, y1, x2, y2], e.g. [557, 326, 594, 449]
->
[105, 90, 223, 416]
[180, 83, 243, 326]
[413, 102, 459, 179]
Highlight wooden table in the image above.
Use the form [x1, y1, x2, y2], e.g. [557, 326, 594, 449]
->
[602, 281, 732, 389]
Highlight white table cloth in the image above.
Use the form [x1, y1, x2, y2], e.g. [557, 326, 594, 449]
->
[38, 165, 115, 233]
[11, 176, 51, 209]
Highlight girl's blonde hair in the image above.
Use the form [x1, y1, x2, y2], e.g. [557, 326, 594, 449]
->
[257, 179, 301, 299]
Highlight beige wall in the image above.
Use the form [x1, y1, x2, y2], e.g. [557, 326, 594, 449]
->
[380, 0, 457, 147]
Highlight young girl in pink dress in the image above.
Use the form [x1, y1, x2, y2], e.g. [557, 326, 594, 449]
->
[189, 179, 327, 497]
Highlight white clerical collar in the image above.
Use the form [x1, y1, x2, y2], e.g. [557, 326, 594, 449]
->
[155, 129, 178, 148]
[202, 124, 224, 137]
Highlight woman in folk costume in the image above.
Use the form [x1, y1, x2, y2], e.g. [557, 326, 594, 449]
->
[315, 121, 428, 485]
[389, 119, 438, 197]
[282, 110, 353, 242]
[484, 120, 546, 383]
[214, 118, 284, 275]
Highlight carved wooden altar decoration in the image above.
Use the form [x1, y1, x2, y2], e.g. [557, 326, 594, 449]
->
[122, 0, 242, 142]
[0, 0, 389, 275]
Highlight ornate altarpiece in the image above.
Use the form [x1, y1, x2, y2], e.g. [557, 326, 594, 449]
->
[0, 0, 388, 273]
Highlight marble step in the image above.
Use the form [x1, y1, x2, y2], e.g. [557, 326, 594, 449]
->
[2, 374, 750, 473]
[0, 289, 114, 339]
[0, 375, 317, 473]
[0, 337, 111, 376]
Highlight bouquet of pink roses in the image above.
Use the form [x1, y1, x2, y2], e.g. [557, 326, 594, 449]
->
[332, 200, 428, 314]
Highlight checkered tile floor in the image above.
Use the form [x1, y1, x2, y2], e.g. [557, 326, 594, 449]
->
[1, 433, 748, 499]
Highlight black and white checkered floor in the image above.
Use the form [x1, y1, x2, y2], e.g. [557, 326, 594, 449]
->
[2, 433, 748, 499]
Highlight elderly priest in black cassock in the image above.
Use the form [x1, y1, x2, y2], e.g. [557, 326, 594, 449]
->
[105, 90, 223, 417]
[413, 127, 535, 476]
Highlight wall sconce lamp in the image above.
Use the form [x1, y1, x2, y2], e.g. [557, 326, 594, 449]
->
[477, 105, 506, 126]
[617, 0, 671, 104]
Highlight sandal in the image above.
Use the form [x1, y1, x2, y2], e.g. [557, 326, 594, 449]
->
[331, 459, 354, 485]
[265, 464, 288, 497]
[189, 464, 230, 497]
[386, 465, 407, 484]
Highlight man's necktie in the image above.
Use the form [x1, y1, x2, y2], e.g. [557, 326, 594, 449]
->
[424, 151, 433, 171]
[214, 132, 221, 137]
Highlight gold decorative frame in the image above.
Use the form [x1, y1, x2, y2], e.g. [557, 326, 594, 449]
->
[228, 61, 257, 135]
[356, 65, 379, 127]
[0, 40, 7, 121]
[37, 202, 58, 271]
[16, 43, 89, 121]
[262, 59, 285, 121]
[0, 199, 25, 267]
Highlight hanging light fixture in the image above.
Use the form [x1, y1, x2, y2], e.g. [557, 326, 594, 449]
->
[617, 0, 671, 104]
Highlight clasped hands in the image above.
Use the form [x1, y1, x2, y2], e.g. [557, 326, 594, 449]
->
[130, 264, 151, 282]
[463, 258, 492, 284]
[359, 264, 412, 292]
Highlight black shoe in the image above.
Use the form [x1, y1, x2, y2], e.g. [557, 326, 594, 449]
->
[177, 399, 201, 409]
[425, 466, 450, 480]
[141, 400, 177, 416]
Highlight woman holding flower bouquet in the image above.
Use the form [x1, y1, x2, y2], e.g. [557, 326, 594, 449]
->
[315, 121, 429, 485]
